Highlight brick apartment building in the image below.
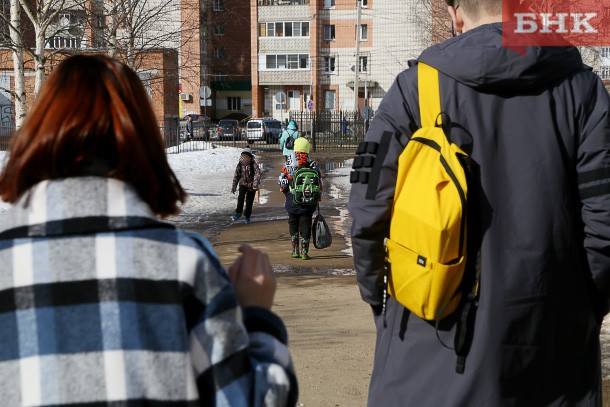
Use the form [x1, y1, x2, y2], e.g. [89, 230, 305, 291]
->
[179, 0, 252, 121]
[250, 0, 452, 119]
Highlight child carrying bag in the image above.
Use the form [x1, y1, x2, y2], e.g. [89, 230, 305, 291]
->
[312, 205, 332, 249]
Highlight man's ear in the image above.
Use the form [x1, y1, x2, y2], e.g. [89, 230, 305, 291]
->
[447, 6, 464, 35]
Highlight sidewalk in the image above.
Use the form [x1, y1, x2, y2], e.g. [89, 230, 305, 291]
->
[206, 148, 376, 407]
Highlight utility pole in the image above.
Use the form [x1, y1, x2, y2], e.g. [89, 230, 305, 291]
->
[353, 0, 362, 112]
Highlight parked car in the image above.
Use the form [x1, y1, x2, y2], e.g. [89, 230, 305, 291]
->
[246, 118, 283, 144]
[180, 114, 211, 141]
[214, 119, 241, 140]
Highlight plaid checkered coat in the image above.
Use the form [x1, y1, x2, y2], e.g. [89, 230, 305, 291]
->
[0, 177, 297, 407]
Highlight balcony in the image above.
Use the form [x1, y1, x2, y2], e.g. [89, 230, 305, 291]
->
[46, 36, 79, 50]
[258, 0, 309, 5]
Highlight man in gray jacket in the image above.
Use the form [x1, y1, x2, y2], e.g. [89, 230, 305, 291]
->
[349, 0, 610, 405]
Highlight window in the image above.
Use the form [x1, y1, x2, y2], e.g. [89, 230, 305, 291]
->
[263, 54, 309, 70]
[59, 13, 70, 28]
[275, 22, 284, 37]
[602, 47, 610, 58]
[324, 90, 336, 110]
[359, 24, 368, 41]
[362, 0, 367, 6]
[259, 23, 267, 37]
[324, 24, 335, 41]
[324, 0, 335, 8]
[260, 22, 309, 37]
[359, 55, 368, 73]
[287, 54, 299, 69]
[288, 90, 300, 110]
[214, 23, 225, 36]
[600, 66, 610, 80]
[266, 55, 277, 69]
[213, 0, 224, 11]
[228, 97, 242, 111]
[214, 47, 225, 59]
[324, 56, 336, 73]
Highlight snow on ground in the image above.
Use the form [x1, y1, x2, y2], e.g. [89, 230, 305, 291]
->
[0, 145, 353, 222]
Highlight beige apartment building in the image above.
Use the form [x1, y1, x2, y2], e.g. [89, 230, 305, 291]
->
[250, 0, 441, 118]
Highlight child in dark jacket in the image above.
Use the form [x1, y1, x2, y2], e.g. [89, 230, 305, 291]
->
[231, 148, 262, 224]
[278, 138, 322, 259]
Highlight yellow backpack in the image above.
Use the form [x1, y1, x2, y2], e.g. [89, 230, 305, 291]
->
[385, 62, 473, 322]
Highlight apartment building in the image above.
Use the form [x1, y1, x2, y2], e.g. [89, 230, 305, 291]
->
[0, 0, 181, 128]
[250, 0, 436, 118]
[180, 0, 252, 121]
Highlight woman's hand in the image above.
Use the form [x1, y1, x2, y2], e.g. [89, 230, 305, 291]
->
[228, 244, 276, 310]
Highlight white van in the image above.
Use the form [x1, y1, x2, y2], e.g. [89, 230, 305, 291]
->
[246, 118, 282, 144]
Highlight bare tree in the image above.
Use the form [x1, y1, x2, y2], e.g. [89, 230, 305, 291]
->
[81, 0, 200, 108]
[18, 0, 79, 94]
[9, 0, 26, 126]
[413, 0, 453, 45]
[0, 0, 89, 126]
[90, 0, 197, 70]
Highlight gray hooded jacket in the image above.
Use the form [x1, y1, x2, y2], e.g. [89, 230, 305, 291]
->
[349, 23, 610, 406]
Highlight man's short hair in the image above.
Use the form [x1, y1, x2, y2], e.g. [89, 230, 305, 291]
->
[445, 0, 502, 20]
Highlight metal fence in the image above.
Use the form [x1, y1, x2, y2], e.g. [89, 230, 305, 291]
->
[165, 110, 374, 153]
[1, 110, 373, 154]
[0, 125, 14, 151]
[287, 110, 372, 152]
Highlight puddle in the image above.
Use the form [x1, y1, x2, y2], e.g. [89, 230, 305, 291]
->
[324, 161, 351, 172]
[274, 264, 355, 276]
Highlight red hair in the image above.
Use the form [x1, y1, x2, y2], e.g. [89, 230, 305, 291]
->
[0, 54, 185, 217]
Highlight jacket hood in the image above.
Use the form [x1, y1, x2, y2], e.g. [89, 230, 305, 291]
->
[416, 23, 584, 93]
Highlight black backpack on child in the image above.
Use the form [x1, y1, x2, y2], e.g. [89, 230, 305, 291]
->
[285, 131, 297, 149]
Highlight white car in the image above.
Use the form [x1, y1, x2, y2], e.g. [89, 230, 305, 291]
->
[246, 118, 282, 144]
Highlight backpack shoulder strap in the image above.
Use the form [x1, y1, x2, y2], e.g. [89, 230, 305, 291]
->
[418, 62, 441, 128]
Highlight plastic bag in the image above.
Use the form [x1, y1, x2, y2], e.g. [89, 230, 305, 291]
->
[312, 207, 332, 249]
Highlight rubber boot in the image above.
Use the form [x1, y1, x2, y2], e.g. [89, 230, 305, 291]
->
[291, 234, 300, 258]
[300, 238, 311, 260]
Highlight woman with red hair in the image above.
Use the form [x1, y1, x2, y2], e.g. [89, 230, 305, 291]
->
[0, 54, 297, 406]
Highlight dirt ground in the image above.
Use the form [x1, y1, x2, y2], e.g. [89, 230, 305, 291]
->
[180, 148, 375, 406]
[181, 147, 610, 407]
[210, 218, 375, 407]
